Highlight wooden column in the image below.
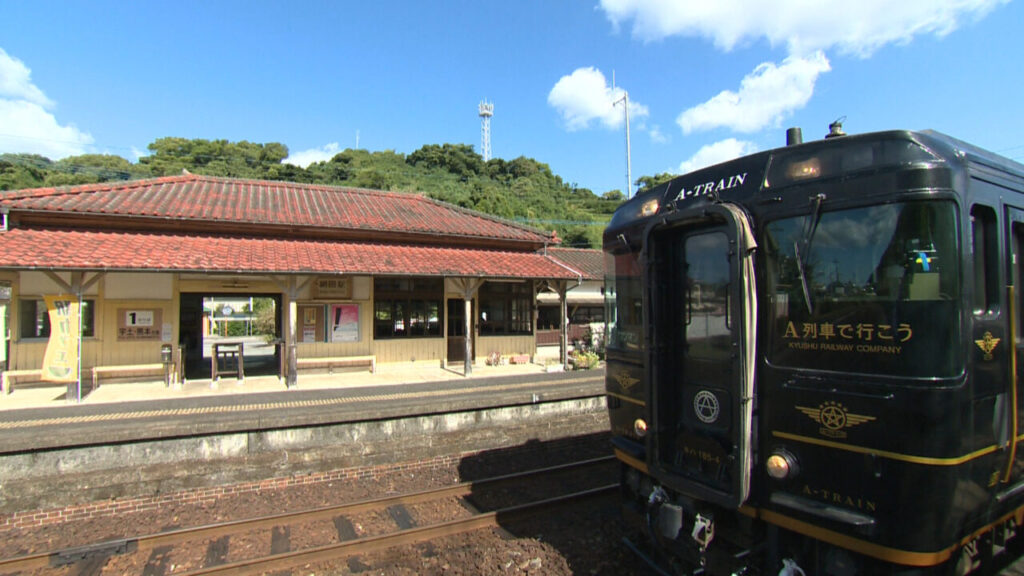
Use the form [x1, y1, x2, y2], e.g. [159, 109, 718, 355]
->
[450, 277, 484, 377]
[463, 297, 473, 376]
[555, 280, 570, 369]
[288, 295, 298, 388]
[272, 275, 313, 389]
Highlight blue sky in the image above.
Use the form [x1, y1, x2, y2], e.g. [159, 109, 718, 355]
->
[1, 0, 1021, 196]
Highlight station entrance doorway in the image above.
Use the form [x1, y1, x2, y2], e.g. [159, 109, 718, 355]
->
[179, 293, 282, 381]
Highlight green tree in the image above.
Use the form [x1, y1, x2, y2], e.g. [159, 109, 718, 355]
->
[635, 172, 677, 194]
[407, 143, 484, 178]
[140, 138, 290, 178]
[0, 155, 49, 190]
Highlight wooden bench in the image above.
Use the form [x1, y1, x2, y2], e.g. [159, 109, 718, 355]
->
[1, 369, 45, 394]
[92, 363, 167, 390]
[296, 355, 376, 374]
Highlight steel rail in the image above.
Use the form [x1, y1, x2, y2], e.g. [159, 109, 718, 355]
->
[183, 484, 619, 576]
[0, 455, 615, 573]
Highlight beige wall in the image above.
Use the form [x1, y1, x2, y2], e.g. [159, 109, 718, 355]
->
[477, 335, 534, 359]
[373, 338, 446, 364]
[3, 272, 548, 373]
[8, 272, 175, 370]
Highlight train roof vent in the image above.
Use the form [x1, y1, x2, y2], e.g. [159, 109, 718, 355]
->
[786, 127, 803, 146]
[825, 118, 847, 139]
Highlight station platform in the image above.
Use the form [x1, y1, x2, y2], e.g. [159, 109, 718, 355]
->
[0, 359, 606, 454]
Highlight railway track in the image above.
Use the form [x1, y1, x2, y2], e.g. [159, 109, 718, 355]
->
[0, 455, 617, 575]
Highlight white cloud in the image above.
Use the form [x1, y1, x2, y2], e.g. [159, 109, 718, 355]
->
[0, 48, 53, 107]
[0, 48, 93, 159]
[599, 0, 1007, 57]
[677, 52, 831, 134]
[548, 67, 649, 131]
[678, 138, 759, 174]
[648, 125, 669, 144]
[284, 142, 341, 167]
[0, 99, 94, 159]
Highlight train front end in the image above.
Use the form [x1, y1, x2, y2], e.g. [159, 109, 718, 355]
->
[603, 130, 1024, 575]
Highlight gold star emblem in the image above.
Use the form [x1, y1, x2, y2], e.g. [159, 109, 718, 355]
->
[614, 369, 640, 392]
[797, 401, 875, 438]
[975, 331, 1000, 361]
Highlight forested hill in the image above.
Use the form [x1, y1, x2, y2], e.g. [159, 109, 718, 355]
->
[0, 138, 633, 249]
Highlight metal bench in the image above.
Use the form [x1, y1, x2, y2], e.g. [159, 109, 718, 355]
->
[296, 355, 376, 374]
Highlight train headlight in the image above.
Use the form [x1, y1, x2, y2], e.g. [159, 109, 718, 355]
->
[633, 418, 648, 438]
[766, 450, 799, 480]
[640, 199, 659, 217]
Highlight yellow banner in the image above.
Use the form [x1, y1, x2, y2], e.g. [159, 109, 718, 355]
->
[42, 295, 81, 383]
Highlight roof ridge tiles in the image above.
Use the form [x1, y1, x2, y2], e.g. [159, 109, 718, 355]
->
[414, 193, 556, 239]
[1, 173, 197, 199]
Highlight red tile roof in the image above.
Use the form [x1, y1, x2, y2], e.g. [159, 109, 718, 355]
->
[0, 228, 579, 279]
[544, 248, 604, 280]
[0, 174, 555, 245]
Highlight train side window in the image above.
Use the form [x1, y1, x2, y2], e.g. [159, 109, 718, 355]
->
[1014, 222, 1024, 343]
[971, 204, 999, 315]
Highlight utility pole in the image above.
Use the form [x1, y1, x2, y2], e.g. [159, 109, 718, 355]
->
[613, 91, 632, 198]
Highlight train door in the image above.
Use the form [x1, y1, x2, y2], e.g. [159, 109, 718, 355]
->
[1004, 205, 1024, 485]
[646, 203, 757, 508]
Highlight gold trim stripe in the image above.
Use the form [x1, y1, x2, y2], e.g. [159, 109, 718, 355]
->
[606, 391, 646, 407]
[758, 509, 953, 566]
[761, 503, 1024, 567]
[0, 376, 604, 431]
[614, 447, 649, 474]
[1006, 284, 1020, 482]
[771, 431, 998, 466]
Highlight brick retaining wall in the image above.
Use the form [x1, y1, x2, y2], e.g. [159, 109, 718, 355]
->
[0, 435, 595, 532]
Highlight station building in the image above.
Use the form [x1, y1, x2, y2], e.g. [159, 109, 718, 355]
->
[0, 173, 599, 398]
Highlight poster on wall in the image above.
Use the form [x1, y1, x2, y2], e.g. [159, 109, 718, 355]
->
[118, 308, 164, 341]
[331, 304, 360, 342]
[298, 305, 324, 342]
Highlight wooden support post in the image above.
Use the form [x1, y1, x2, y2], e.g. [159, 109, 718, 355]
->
[557, 281, 569, 369]
[287, 284, 298, 389]
[463, 296, 473, 376]
[450, 277, 484, 377]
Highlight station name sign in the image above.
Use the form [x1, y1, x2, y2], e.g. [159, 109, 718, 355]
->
[314, 277, 352, 299]
[674, 172, 749, 201]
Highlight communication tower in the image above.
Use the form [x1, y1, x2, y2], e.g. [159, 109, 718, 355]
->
[478, 100, 494, 161]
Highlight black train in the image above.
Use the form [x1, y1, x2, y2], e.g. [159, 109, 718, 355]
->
[602, 124, 1024, 575]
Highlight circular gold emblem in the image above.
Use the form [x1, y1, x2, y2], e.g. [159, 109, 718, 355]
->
[820, 404, 847, 430]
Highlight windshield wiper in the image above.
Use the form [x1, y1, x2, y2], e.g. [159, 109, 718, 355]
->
[794, 193, 826, 314]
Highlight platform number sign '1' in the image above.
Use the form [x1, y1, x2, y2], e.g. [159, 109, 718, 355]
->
[119, 308, 162, 341]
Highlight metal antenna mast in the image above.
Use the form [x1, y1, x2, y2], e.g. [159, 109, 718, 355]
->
[613, 91, 632, 198]
[478, 100, 494, 161]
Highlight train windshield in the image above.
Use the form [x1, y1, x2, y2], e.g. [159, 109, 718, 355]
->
[765, 200, 961, 378]
[604, 250, 643, 352]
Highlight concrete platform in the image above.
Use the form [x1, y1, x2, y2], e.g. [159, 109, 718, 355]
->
[1, 359, 558, 410]
[0, 360, 603, 453]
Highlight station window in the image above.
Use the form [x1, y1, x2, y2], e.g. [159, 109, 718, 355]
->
[373, 278, 442, 339]
[19, 299, 95, 339]
[478, 281, 533, 335]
